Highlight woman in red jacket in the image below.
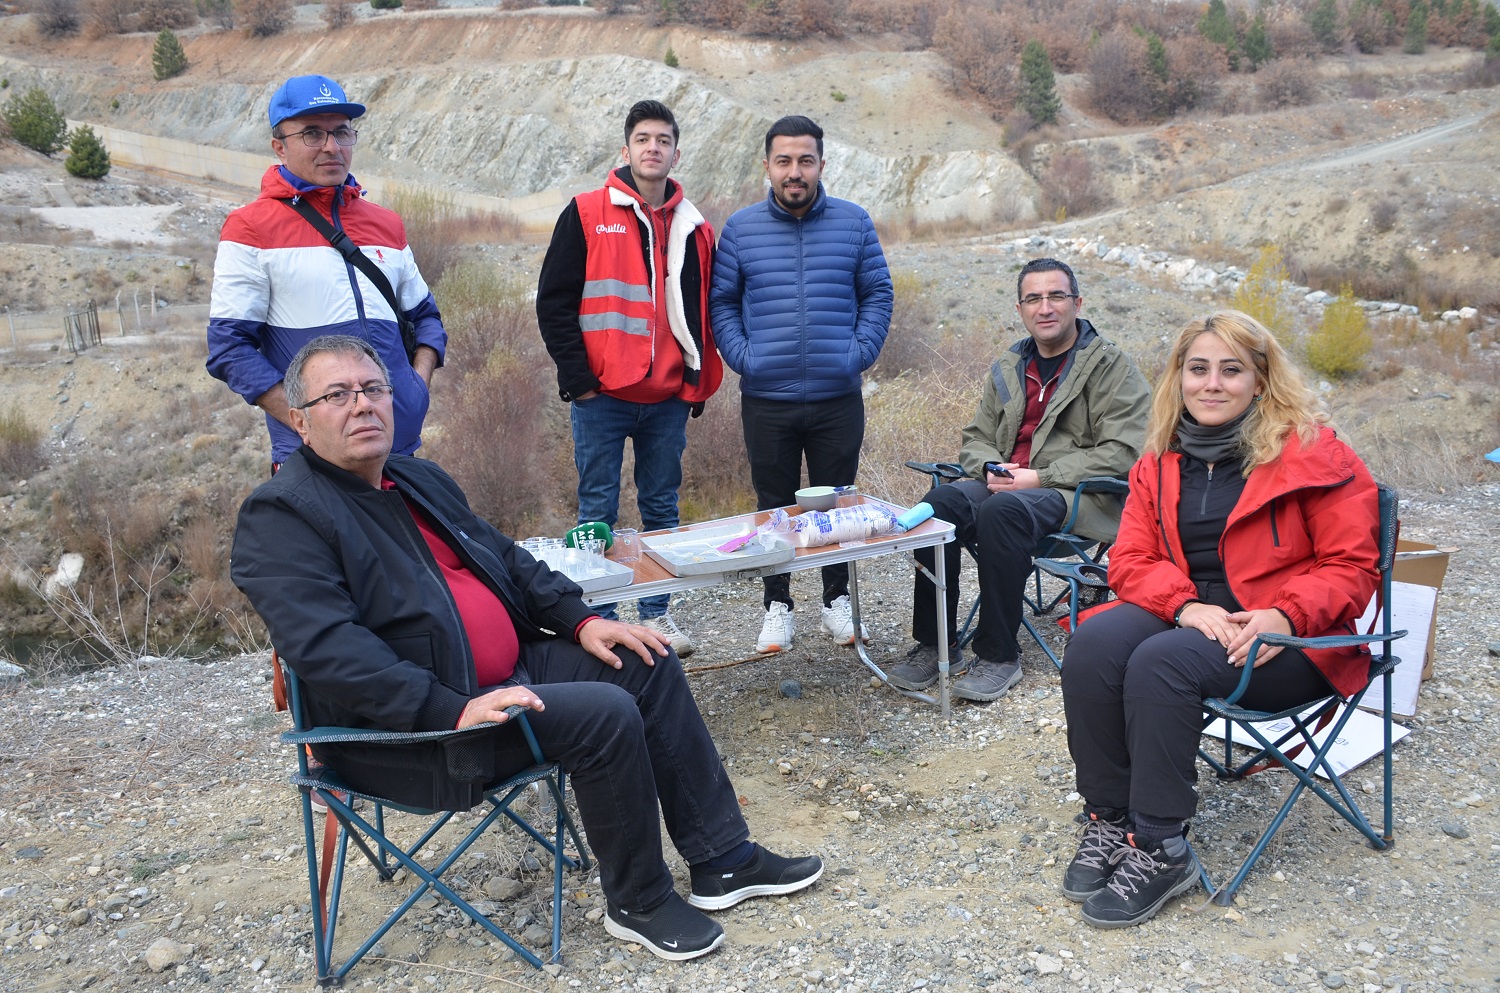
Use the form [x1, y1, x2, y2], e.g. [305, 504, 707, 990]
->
[1059, 311, 1379, 930]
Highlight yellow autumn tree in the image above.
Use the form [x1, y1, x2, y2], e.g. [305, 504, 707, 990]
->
[1306, 283, 1371, 379]
[1232, 244, 1296, 338]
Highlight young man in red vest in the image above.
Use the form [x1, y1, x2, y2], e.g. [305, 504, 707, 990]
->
[538, 100, 722, 657]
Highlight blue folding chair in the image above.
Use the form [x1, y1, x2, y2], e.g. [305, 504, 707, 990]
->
[904, 460, 1128, 668]
[280, 662, 590, 985]
[1197, 482, 1405, 905]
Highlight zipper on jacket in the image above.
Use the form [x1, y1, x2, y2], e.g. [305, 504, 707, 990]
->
[386, 489, 478, 693]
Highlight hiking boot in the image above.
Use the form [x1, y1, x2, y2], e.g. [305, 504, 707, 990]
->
[952, 658, 1022, 702]
[819, 595, 869, 645]
[884, 642, 966, 691]
[1080, 834, 1200, 929]
[756, 602, 795, 653]
[687, 844, 825, 911]
[604, 891, 725, 961]
[1062, 811, 1130, 902]
[642, 613, 695, 658]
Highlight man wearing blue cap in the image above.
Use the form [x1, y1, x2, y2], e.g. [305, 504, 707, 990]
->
[207, 74, 446, 467]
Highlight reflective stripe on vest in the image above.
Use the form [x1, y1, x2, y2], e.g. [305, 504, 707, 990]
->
[580, 278, 651, 336]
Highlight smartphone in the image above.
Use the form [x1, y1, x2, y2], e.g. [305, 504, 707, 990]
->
[984, 461, 1014, 479]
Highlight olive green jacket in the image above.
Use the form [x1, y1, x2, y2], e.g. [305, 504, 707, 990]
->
[958, 319, 1150, 543]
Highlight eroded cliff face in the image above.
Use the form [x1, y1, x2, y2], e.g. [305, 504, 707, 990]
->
[0, 11, 1039, 225]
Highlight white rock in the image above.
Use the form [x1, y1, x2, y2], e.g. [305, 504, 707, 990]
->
[143, 937, 193, 972]
[1036, 954, 1063, 975]
[42, 552, 84, 599]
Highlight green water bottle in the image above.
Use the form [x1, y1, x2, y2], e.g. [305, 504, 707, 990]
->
[565, 521, 614, 550]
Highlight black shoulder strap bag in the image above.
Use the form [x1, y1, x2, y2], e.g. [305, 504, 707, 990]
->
[280, 196, 419, 363]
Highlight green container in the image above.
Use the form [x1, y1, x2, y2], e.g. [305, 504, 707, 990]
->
[564, 521, 614, 550]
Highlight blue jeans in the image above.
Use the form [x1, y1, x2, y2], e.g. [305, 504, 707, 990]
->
[570, 395, 690, 619]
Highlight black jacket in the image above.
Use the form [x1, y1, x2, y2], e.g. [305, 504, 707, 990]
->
[231, 447, 596, 807]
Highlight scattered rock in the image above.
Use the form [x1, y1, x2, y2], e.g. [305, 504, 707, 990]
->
[142, 938, 192, 972]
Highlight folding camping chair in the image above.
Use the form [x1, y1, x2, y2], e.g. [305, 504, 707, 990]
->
[279, 661, 590, 985]
[1197, 482, 1405, 905]
[903, 460, 1128, 668]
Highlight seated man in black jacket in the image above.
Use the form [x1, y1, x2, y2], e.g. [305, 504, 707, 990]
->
[231, 334, 822, 962]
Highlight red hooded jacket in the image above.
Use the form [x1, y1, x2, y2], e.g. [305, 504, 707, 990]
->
[1099, 426, 1380, 697]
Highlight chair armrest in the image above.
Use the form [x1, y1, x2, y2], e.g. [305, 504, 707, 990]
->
[1054, 476, 1130, 537]
[281, 706, 544, 762]
[1216, 631, 1408, 706]
[1034, 559, 1109, 588]
[904, 460, 968, 487]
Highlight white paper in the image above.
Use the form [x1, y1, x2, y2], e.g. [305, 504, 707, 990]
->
[1355, 580, 1436, 718]
[1203, 702, 1408, 780]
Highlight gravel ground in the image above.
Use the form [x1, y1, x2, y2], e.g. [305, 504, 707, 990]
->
[2, 484, 1497, 993]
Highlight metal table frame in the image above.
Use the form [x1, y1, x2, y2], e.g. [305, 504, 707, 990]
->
[580, 496, 959, 718]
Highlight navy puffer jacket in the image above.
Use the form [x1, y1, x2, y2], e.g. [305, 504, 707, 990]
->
[710, 185, 893, 402]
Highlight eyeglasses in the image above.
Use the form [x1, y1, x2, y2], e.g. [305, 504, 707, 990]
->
[1019, 291, 1077, 308]
[298, 384, 393, 409]
[277, 126, 360, 147]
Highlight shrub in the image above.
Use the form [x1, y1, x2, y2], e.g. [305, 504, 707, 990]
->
[139, 0, 197, 30]
[934, 5, 1020, 111]
[1087, 29, 1154, 123]
[404, 0, 439, 9]
[198, 0, 233, 28]
[1038, 148, 1109, 219]
[1019, 39, 1060, 125]
[664, 47, 680, 68]
[382, 184, 521, 287]
[868, 270, 942, 381]
[1306, 0, 1342, 52]
[83, 0, 135, 36]
[1257, 58, 1316, 109]
[369, 0, 402, 8]
[64, 125, 111, 179]
[1306, 284, 1371, 379]
[152, 28, 189, 81]
[1403, 1, 1428, 54]
[1232, 244, 1296, 338]
[32, 0, 81, 36]
[238, 0, 293, 34]
[323, 0, 351, 27]
[0, 404, 46, 484]
[2, 87, 68, 156]
[1370, 199, 1398, 234]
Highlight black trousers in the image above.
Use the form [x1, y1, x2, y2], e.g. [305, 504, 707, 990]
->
[1062, 602, 1333, 823]
[741, 392, 864, 609]
[910, 478, 1067, 663]
[492, 641, 749, 913]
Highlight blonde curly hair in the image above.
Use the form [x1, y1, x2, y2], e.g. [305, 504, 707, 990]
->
[1144, 310, 1329, 473]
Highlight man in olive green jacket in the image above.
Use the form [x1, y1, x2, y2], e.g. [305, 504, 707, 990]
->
[890, 258, 1150, 702]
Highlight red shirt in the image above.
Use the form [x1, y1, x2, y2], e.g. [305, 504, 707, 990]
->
[384, 479, 520, 687]
[1009, 357, 1064, 469]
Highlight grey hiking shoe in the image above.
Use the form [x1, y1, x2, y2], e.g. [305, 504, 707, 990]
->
[884, 643, 965, 691]
[952, 658, 1022, 702]
[1062, 811, 1130, 902]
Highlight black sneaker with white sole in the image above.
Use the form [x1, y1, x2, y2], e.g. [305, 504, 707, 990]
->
[1080, 833, 1200, 929]
[604, 892, 725, 961]
[687, 844, 825, 911]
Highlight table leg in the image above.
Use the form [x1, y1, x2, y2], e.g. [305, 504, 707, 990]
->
[936, 540, 950, 720]
[852, 556, 942, 707]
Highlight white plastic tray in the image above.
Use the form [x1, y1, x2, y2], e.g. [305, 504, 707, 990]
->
[640, 524, 794, 577]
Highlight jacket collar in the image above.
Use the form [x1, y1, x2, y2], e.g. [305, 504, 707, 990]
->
[607, 166, 683, 213]
[258, 163, 363, 206]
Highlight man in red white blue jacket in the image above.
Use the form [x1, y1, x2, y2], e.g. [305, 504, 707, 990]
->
[206, 74, 446, 466]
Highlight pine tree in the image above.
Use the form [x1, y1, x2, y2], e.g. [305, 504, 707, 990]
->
[64, 125, 111, 179]
[1242, 16, 1274, 69]
[1404, 1, 1429, 53]
[1198, 0, 1235, 45]
[1306, 0, 1342, 52]
[1019, 40, 1061, 125]
[1, 87, 68, 156]
[1232, 245, 1296, 337]
[152, 28, 188, 81]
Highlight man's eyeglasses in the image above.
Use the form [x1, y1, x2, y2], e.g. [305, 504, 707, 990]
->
[277, 126, 360, 148]
[1020, 291, 1077, 308]
[298, 384, 393, 409]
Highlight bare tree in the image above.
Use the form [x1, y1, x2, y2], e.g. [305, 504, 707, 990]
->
[30, 0, 81, 36]
[236, 0, 291, 36]
[322, 0, 352, 29]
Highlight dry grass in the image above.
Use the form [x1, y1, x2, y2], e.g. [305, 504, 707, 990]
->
[0, 403, 46, 485]
[382, 185, 524, 287]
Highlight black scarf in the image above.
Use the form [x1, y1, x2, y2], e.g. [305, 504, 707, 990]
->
[1173, 406, 1253, 465]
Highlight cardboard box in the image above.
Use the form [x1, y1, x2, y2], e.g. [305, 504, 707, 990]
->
[1393, 538, 1452, 679]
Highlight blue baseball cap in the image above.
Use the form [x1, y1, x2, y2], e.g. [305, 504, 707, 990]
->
[267, 75, 366, 129]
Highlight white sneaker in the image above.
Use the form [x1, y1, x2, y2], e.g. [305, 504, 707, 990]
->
[643, 613, 695, 658]
[820, 594, 869, 645]
[756, 602, 795, 653]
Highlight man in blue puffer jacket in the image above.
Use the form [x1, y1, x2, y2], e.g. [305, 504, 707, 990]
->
[711, 115, 894, 655]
